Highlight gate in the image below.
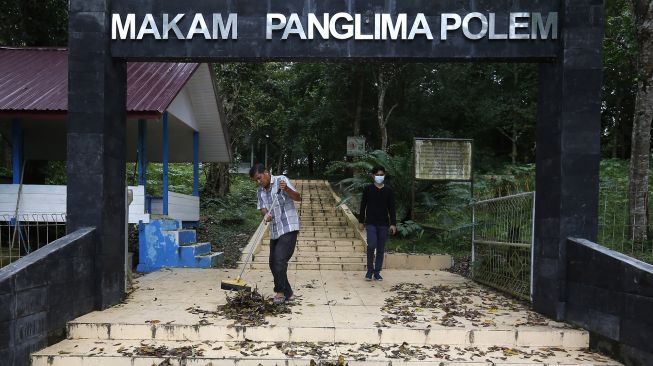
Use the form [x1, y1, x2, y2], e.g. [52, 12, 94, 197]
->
[472, 192, 535, 301]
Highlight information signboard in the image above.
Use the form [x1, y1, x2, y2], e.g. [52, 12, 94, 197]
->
[347, 136, 366, 156]
[414, 138, 472, 181]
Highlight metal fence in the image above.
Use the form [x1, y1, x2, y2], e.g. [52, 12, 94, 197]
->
[0, 214, 67, 267]
[598, 186, 653, 264]
[472, 192, 535, 301]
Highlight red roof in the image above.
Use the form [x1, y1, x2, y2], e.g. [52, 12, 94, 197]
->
[0, 47, 199, 117]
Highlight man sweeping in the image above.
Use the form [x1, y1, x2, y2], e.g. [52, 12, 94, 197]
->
[250, 164, 301, 304]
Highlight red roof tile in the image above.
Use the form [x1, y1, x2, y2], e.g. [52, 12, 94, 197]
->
[0, 47, 199, 116]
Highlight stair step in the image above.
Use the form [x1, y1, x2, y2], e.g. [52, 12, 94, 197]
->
[299, 220, 348, 225]
[193, 251, 224, 268]
[179, 242, 212, 260]
[300, 227, 352, 231]
[264, 233, 358, 239]
[248, 262, 367, 270]
[252, 255, 366, 263]
[64, 320, 590, 348]
[33, 339, 618, 366]
[296, 238, 362, 245]
[259, 243, 365, 248]
[263, 251, 366, 257]
[177, 229, 197, 245]
[152, 218, 182, 231]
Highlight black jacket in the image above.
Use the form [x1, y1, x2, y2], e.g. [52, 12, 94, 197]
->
[359, 184, 397, 226]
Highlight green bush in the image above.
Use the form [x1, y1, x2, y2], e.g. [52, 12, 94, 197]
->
[396, 220, 424, 238]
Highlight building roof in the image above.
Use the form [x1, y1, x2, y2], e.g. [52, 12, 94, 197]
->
[0, 47, 198, 117]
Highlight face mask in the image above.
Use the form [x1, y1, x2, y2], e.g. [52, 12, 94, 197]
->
[374, 175, 385, 184]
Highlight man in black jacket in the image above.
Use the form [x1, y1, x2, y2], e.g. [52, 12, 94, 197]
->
[358, 165, 397, 281]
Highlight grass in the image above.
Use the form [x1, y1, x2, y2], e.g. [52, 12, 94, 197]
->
[386, 231, 471, 257]
[196, 174, 261, 268]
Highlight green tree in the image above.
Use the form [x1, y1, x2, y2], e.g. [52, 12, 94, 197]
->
[627, 0, 653, 242]
[0, 0, 68, 46]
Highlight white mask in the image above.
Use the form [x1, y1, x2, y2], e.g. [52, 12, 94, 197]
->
[374, 175, 385, 184]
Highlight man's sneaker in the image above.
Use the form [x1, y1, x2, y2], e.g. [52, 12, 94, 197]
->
[365, 271, 373, 281]
[374, 273, 383, 281]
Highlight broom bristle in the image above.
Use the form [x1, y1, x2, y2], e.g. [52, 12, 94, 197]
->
[221, 280, 251, 292]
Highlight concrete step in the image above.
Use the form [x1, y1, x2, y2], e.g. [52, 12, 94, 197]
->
[264, 232, 358, 239]
[298, 228, 355, 234]
[299, 217, 347, 223]
[259, 244, 367, 253]
[192, 251, 224, 268]
[176, 229, 197, 245]
[300, 219, 348, 225]
[248, 262, 367, 270]
[298, 208, 343, 213]
[252, 254, 366, 264]
[256, 250, 367, 258]
[154, 219, 183, 231]
[64, 321, 590, 349]
[295, 238, 363, 245]
[302, 223, 354, 231]
[33, 339, 619, 366]
[178, 242, 212, 260]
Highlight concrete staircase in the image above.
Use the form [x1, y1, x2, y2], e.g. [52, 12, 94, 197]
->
[136, 218, 223, 272]
[31, 269, 621, 366]
[30, 180, 621, 365]
[249, 180, 369, 271]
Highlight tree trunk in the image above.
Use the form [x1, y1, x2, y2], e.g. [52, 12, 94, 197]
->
[204, 162, 230, 197]
[511, 121, 518, 164]
[628, 0, 653, 242]
[511, 66, 519, 164]
[277, 148, 283, 175]
[612, 95, 623, 159]
[308, 152, 314, 176]
[377, 72, 389, 150]
[354, 71, 364, 136]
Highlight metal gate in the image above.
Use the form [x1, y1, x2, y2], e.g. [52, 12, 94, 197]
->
[472, 192, 535, 301]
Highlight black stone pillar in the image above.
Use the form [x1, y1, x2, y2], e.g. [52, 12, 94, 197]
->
[534, 0, 604, 320]
[68, 0, 127, 309]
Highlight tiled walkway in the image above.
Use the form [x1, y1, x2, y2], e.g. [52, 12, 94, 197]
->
[32, 268, 621, 365]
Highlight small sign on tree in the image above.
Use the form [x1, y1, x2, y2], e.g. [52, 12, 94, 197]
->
[347, 136, 366, 156]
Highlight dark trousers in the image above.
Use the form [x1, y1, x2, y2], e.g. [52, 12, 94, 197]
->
[269, 230, 298, 298]
[365, 225, 387, 274]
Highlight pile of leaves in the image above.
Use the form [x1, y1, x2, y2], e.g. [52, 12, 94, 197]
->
[190, 289, 294, 326]
[276, 341, 335, 359]
[227, 340, 275, 357]
[377, 283, 542, 328]
[446, 255, 472, 277]
[117, 344, 204, 358]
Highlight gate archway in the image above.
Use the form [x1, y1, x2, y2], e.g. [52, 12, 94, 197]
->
[67, 0, 604, 321]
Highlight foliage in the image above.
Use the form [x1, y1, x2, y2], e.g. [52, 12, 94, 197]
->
[196, 175, 260, 267]
[329, 148, 432, 221]
[602, 0, 638, 158]
[43, 161, 66, 185]
[396, 220, 424, 239]
[473, 164, 536, 200]
[124, 163, 203, 196]
[0, 0, 68, 46]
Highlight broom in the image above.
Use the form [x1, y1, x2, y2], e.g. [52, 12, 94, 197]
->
[221, 184, 283, 292]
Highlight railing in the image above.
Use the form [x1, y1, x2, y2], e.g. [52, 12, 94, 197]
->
[598, 185, 653, 264]
[472, 192, 535, 301]
[0, 214, 67, 267]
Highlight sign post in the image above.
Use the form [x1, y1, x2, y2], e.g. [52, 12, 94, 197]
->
[346, 136, 366, 157]
[412, 137, 474, 221]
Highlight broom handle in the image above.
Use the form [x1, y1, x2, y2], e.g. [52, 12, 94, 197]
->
[237, 185, 283, 279]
